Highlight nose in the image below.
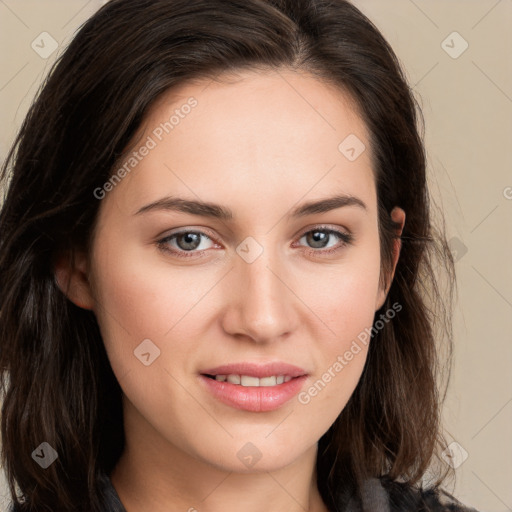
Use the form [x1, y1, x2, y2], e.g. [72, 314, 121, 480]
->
[220, 244, 299, 344]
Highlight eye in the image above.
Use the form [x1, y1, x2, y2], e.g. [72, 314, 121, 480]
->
[157, 230, 217, 258]
[295, 226, 353, 256]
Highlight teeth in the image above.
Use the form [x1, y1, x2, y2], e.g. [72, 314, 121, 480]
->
[259, 376, 277, 386]
[212, 374, 293, 387]
[241, 375, 260, 386]
[227, 374, 241, 385]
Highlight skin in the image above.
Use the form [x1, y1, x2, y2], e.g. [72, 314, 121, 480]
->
[56, 68, 405, 512]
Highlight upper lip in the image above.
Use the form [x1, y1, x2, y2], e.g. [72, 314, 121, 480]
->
[200, 362, 308, 378]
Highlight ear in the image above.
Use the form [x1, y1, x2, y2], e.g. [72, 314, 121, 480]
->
[375, 206, 406, 311]
[53, 249, 95, 310]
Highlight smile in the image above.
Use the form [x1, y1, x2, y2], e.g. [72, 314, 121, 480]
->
[199, 374, 308, 412]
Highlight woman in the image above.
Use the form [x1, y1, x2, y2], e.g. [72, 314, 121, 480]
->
[0, 0, 480, 511]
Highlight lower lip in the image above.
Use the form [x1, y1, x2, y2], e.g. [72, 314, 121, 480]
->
[198, 375, 308, 412]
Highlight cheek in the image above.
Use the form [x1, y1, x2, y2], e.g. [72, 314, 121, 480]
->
[89, 241, 245, 403]
[294, 277, 376, 426]
[295, 250, 380, 395]
[297, 249, 381, 341]
[88, 241, 206, 374]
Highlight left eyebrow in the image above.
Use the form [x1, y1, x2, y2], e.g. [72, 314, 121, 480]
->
[290, 194, 367, 217]
[134, 193, 367, 219]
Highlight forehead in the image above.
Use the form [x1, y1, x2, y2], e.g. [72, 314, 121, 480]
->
[105, 68, 376, 219]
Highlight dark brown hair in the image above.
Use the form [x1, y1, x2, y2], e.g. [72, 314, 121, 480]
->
[0, 0, 456, 510]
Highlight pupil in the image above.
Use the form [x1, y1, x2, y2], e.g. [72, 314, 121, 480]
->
[308, 231, 328, 248]
[178, 232, 200, 250]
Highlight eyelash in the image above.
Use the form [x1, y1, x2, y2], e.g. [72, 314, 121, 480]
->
[156, 226, 354, 259]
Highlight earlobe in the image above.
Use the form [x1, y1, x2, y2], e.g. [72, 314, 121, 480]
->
[375, 207, 406, 311]
[53, 250, 95, 310]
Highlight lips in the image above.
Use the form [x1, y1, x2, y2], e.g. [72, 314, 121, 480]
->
[198, 373, 308, 412]
[198, 361, 309, 412]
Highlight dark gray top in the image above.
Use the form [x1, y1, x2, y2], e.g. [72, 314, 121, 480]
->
[95, 472, 481, 512]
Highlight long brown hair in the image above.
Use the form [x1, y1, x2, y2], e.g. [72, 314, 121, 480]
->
[0, 0, 456, 510]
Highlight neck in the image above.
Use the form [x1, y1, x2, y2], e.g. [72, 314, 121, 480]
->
[110, 399, 329, 512]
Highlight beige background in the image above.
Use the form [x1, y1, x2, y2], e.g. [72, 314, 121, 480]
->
[0, 1, 511, 511]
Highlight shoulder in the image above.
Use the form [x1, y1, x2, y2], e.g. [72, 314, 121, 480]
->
[343, 476, 480, 512]
[379, 477, 481, 512]
[8, 472, 126, 512]
[97, 471, 127, 511]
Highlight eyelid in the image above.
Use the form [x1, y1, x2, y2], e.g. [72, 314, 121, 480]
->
[295, 223, 351, 239]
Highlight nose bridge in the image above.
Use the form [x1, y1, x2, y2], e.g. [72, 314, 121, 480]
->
[224, 239, 296, 342]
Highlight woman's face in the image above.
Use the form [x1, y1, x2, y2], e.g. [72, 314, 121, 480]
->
[79, 68, 402, 472]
